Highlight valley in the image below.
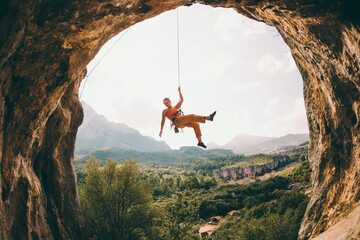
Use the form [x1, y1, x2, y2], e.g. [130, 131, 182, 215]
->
[75, 141, 310, 239]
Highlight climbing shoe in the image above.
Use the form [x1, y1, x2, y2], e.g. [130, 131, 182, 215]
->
[209, 111, 217, 121]
[197, 142, 207, 148]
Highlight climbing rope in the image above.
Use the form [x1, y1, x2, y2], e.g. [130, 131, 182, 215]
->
[79, 26, 133, 99]
[175, 8, 184, 134]
[176, 7, 181, 88]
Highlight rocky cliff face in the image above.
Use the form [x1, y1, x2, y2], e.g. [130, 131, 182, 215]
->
[213, 155, 291, 179]
[0, 0, 359, 239]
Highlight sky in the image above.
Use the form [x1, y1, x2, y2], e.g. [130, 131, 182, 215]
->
[79, 4, 309, 150]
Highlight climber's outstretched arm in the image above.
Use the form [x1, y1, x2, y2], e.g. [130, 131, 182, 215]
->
[174, 86, 183, 109]
[159, 110, 166, 137]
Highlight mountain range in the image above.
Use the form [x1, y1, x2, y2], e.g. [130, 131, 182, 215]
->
[76, 102, 308, 155]
[207, 133, 309, 155]
[75, 101, 171, 153]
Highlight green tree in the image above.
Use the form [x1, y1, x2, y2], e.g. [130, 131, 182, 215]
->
[157, 194, 200, 240]
[80, 157, 155, 240]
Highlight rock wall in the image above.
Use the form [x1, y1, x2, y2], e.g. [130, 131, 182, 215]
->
[0, 0, 359, 239]
[213, 155, 291, 179]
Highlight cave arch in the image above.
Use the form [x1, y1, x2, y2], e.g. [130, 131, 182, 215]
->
[0, 0, 359, 239]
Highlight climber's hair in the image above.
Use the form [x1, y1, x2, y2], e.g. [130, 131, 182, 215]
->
[163, 97, 171, 102]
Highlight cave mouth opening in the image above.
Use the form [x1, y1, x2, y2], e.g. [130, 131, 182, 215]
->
[77, 4, 308, 151]
[2, 1, 360, 239]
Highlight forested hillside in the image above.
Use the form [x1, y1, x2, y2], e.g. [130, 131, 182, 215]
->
[76, 143, 311, 239]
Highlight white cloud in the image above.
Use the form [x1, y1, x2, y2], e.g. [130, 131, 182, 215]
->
[256, 54, 285, 74]
[261, 96, 282, 114]
[232, 81, 260, 91]
[256, 53, 297, 75]
[257, 97, 308, 136]
[284, 51, 297, 73]
[197, 53, 235, 83]
[268, 96, 282, 106]
[213, 9, 268, 41]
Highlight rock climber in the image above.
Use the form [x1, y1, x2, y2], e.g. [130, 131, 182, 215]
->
[159, 87, 216, 148]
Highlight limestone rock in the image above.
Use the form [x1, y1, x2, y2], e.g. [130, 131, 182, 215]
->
[0, 0, 359, 239]
[213, 155, 292, 179]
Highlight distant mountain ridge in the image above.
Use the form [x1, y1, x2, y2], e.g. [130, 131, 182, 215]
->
[209, 133, 309, 154]
[75, 101, 171, 153]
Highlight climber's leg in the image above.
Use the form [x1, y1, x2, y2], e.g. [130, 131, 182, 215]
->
[178, 114, 206, 125]
[184, 122, 202, 143]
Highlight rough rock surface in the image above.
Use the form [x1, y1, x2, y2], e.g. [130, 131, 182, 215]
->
[0, 0, 359, 239]
[213, 155, 291, 179]
[312, 204, 360, 240]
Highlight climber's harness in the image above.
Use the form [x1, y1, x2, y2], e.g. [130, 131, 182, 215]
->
[166, 109, 184, 133]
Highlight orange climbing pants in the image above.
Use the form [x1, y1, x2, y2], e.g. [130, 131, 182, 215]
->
[175, 114, 205, 139]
